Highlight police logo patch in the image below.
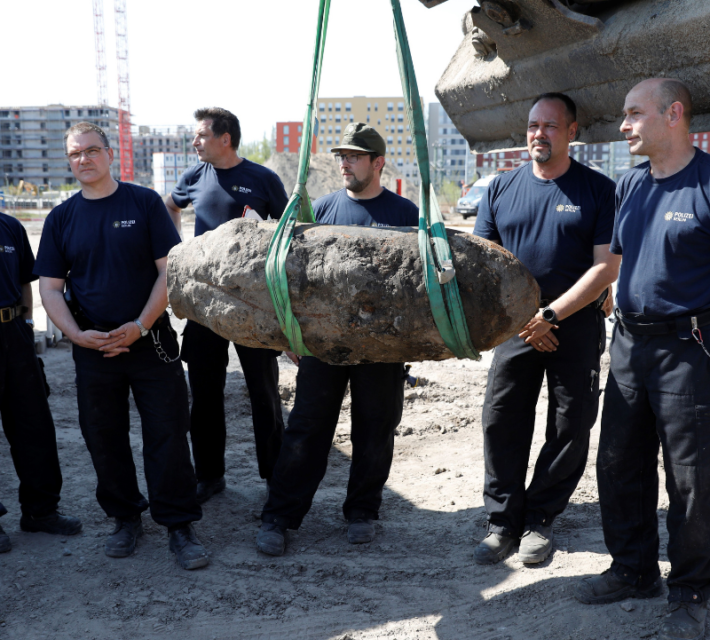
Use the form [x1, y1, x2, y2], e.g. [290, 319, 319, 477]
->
[555, 204, 581, 213]
[665, 211, 694, 222]
[0, 247, 5, 253]
[113, 221, 120, 228]
[231, 185, 238, 191]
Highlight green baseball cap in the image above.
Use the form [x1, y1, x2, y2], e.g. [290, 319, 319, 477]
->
[330, 122, 386, 157]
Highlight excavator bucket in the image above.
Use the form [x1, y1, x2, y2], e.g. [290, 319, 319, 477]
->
[420, 0, 710, 151]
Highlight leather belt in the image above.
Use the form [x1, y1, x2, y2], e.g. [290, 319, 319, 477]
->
[615, 308, 710, 336]
[0, 304, 27, 323]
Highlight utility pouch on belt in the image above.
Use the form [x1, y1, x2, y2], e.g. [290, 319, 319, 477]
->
[63, 276, 92, 331]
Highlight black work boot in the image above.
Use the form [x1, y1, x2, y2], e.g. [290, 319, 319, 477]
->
[20, 511, 82, 536]
[105, 516, 143, 558]
[659, 601, 708, 640]
[473, 532, 517, 565]
[0, 524, 10, 553]
[196, 477, 226, 505]
[169, 524, 209, 570]
[575, 569, 663, 605]
[348, 518, 376, 544]
[256, 522, 287, 556]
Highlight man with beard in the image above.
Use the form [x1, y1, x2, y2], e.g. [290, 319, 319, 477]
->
[256, 123, 418, 556]
[576, 79, 710, 640]
[472, 93, 619, 565]
[164, 108, 288, 504]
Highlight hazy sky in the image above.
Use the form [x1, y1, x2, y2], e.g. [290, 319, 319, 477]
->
[3, 0, 469, 143]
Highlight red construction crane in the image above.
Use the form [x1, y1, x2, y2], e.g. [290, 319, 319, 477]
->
[114, 0, 134, 182]
[92, 0, 108, 106]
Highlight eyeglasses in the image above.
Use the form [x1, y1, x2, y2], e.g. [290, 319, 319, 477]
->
[66, 146, 108, 162]
[334, 153, 370, 165]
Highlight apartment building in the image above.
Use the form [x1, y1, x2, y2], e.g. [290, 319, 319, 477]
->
[153, 151, 199, 197]
[315, 97, 421, 184]
[0, 105, 119, 187]
[275, 122, 317, 155]
[133, 125, 195, 187]
[427, 102, 476, 186]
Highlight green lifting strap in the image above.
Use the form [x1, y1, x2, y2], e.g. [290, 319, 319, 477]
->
[263, 0, 331, 356]
[390, 0, 479, 360]
[264, 0, 480, 361]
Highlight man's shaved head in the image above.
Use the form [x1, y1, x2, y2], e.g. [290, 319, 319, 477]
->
[656, 78, 693, 124]
[633, 78, 693, 126]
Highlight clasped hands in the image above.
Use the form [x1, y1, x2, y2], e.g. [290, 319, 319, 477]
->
[74, 321, 143, 358]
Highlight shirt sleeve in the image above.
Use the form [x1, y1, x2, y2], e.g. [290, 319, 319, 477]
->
[609, 181, 625, 255]
[473, 182, 500, 242]
[405, 201, 419, 226]
[170, 166, 195, 209]
[33, 210, 70, 279]
[593, 178, 616, 245]
[265, 171, 289, 221]
[18, 224, 37, 284]
[146, 193, 182, 260]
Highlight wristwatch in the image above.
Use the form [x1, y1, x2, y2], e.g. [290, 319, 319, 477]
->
[134, 319, 149, 337]
[542, 306, 558, 325]
[25, 319, 35, 328]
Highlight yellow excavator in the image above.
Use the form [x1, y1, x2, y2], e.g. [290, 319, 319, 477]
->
[16, 179, 39, 196]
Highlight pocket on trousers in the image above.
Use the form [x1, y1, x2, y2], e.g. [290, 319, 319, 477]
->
[696, 405, 710, 466]
[581, 368, 601, 431]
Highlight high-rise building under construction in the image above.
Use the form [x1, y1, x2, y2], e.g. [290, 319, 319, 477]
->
[1, 105, 120, 188]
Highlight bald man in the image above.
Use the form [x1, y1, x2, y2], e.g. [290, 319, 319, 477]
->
[576, 79, 710, 640]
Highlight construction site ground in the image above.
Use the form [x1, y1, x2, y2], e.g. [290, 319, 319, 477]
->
[0, 220, 677, 640]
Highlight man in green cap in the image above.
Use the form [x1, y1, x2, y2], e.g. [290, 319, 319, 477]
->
[257, 123, 418, 556]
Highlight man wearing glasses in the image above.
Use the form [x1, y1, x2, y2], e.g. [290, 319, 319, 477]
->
[257, 123, 418, 556]
[34, 122, 208, 570]
[164, 108, 289, 505]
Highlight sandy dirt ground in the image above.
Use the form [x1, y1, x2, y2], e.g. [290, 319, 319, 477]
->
[0, 222, 681, 640]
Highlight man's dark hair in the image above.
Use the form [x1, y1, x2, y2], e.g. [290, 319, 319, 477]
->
[194, 107, 241, 149]
[531, 92, 578, 125]
[656, 78, 693, 125]
[64, 122, 110, 152]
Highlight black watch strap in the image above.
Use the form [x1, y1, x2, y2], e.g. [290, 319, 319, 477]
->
[542, 306, 558, 324]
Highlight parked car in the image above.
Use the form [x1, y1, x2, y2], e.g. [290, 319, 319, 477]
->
[455, 174, 495, 219]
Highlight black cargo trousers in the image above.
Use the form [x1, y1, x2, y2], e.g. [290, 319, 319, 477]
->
[598, 320, 710, 602]
[180, 320, 284, 483]
[0, 316, 62, 519]
[73, 322, 201, 528]
[481, 307, 606, 537]
[262, 356, 406, 529]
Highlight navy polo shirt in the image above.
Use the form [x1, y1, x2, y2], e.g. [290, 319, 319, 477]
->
[0, 213, 37, 307]
[171, 159, 288, 237]
[611, 148, 710, 318]
[314, 188, 419, 227]
[474, 159, 616, 300]
[34, 182, 181, 328]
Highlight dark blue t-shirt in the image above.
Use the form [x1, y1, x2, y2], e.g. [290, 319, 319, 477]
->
[34, 182, 181, 327]
[474, 159, 616, 300]
[611, 148, 710, 317]
[314, 188, 418, 227]
[171, 159, 288, 237]
[0, 213, 37, 307]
